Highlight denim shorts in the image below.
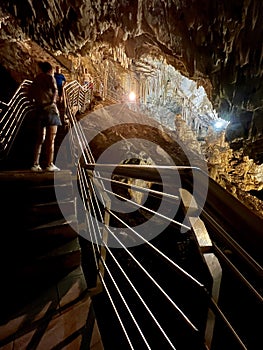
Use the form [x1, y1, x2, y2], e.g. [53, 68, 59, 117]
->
[38, 103, 62, 127]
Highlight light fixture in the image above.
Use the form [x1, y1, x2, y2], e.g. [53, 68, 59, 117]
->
[213, 119, 228, 131]
[214, 120, 224, 129]
[128, 91, 136, 101]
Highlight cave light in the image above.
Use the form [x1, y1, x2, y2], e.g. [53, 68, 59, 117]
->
[213, 119, 228, 131]
[128, 91, 136, 101]
[215, 120, 224, 128]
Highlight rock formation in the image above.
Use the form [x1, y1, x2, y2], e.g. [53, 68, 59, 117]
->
[0, 0, 262, 214]
[0, 1, 262, 109]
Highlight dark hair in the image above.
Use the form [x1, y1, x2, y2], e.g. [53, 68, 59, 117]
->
[38, 61, 53, 73]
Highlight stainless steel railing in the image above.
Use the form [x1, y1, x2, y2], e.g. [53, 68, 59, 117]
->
[1, 75, 262, 349]
[80, 162, 262, 349]
[63, 80, 94, 121]
[62, 93, 262, 348]
[0, 80, 35, 159]
[0, 79, 94, 160]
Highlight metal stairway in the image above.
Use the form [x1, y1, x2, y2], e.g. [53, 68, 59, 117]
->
[0, 168, 104, 349]
[0, 91, 103, 348]
[0, 79, 262, 350]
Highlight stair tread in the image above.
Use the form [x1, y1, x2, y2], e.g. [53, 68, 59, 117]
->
[32, 199, 75, 207]
[28, 217, 78, 230]
[0, 170, 73, 185]
[28, 183, 73, 190]
[37, 239, 81, 259]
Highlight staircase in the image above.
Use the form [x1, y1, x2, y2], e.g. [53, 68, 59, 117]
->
[1, 80, 262, 349]
[0, 169, 99, 349]
[0, 109, 104, 349]
[0, 169, 79, 289]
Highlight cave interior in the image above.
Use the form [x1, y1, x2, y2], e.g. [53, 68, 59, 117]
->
[0, 1, 262, 349]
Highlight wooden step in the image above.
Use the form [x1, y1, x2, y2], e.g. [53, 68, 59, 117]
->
[1, 199, 77, 231]
[26, 183, 74, 204]
[1, 236, 81, 287]
[0, 217, 81, 263]
[0, 169, 82, 306]
[24, 199, 77, 228]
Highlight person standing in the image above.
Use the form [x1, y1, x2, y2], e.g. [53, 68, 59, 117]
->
[54, 66, 66, 103]
[28, 61, 61, 172]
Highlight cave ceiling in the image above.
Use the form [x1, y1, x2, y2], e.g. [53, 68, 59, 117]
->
[0, 0, 262, 113]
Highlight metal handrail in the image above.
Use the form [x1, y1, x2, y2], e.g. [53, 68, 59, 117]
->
[0, 80, 35, 159]
[1, 75, 262, 349]
[57, 79, 262, 348]
[63, 80, 93, 123]
[85, 163, 263, 280]
[80, 162, 262, 349]
[0, 79, 93, 160]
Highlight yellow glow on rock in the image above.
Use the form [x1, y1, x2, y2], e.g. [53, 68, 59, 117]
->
[128, 91, 136, 101]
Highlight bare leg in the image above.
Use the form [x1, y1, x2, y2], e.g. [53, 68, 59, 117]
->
[46, 125, 57, 165]
[33, 127, 46, 165]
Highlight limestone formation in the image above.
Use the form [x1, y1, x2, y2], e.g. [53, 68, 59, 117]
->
[0, 1, 262, 120]
[0, 1, 262, 215]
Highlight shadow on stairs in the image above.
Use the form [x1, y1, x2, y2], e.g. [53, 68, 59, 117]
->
[0, 169, 104, 349]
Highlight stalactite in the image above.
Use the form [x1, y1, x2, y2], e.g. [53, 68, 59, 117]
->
[251, 0, 258, 31]
[136, 0, 143, 36]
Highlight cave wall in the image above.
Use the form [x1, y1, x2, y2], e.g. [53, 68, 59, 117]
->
[1, 1, 262, 112]
[0, 1, 262, 215]
[0, 0, 262, 146]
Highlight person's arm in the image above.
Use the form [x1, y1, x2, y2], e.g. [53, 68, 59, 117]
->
[51, 76, 59, 102]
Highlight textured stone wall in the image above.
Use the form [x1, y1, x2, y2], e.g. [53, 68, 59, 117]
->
[0, 0, 262, 214]
[0, 1, 262, 113]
